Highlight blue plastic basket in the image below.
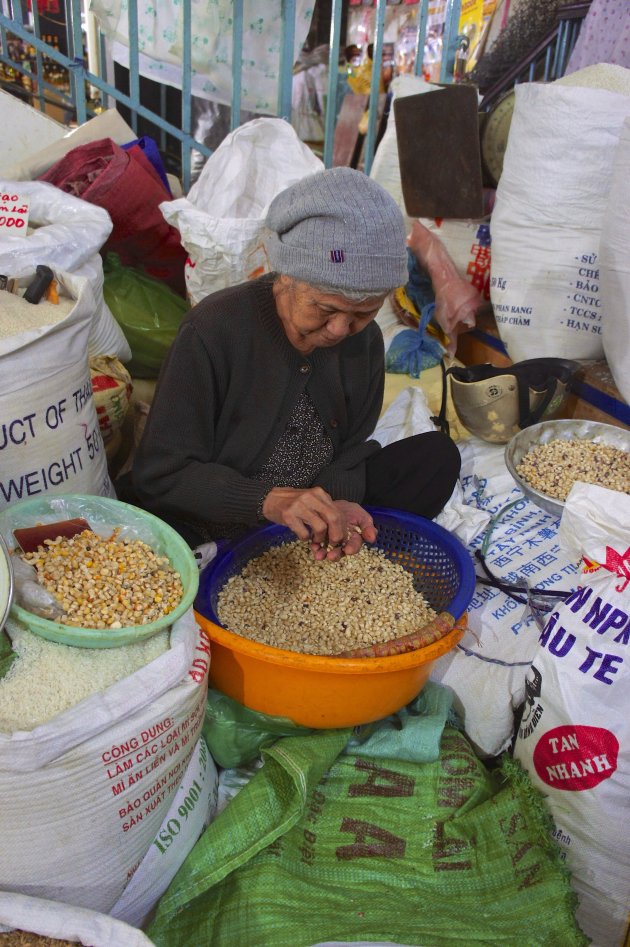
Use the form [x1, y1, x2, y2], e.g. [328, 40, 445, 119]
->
[195, 506, 476, 627]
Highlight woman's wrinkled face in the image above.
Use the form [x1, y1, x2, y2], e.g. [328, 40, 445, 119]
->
[274, 277, 387, 354]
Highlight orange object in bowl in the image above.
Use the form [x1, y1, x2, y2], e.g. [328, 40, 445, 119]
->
[194, 611, 466, 729]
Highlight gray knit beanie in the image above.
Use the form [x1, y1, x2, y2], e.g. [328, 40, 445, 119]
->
[264, 167, 408, 294]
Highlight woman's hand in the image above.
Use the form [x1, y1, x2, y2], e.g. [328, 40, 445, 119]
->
[261, 488, 377, 560]
[311, 499, 377, 561]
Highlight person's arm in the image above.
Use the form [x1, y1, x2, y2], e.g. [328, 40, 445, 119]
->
[132, 322, 268, 526]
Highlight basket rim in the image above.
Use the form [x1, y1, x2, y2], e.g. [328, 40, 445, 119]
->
[195, 505, 476, 637]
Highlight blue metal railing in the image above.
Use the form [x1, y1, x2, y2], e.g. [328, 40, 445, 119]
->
[479, 2, 591, 113]
[0, 0, 462, 190]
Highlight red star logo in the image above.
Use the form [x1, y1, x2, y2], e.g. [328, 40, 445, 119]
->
[603, 545, 630, 592]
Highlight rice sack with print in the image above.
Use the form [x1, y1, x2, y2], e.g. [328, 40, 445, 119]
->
[514, 483, 630, 947]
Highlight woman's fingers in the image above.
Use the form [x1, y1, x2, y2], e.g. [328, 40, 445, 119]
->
[262, 490, 377, 560]
[262, 486, 343, 544]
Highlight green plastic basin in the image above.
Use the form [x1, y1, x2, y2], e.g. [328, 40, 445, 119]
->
[0, 494, 198, 648]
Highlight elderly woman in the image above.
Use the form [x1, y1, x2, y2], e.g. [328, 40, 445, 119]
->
[130, 167, 460, 561]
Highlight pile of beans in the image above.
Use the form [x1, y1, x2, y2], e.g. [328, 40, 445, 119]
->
[19, 529, 183, 629]
[515, 438, 630, 501]
[217, 541, 437, 656]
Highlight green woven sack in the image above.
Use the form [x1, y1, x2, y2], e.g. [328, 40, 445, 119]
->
[148, 688, 586, 947]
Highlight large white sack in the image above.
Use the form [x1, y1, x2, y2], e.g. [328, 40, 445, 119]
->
[514, 484, 630, 947]
[0, 270, 115, 509]
[110, 736, 218, 929]
[490, 76, 630, 362]
[600, 116, 630, 405]
[161, 117, 323, 306]
[0, 610, 210, 914]
[0, 179, 131, 360]
[0, 108, 136, 182]
[0, 87, 65, 176]
[0, 892, 155, 946]
[430, 437, 580, 758]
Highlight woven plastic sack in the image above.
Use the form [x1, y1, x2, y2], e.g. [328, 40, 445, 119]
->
[600, 116, 630, 405]
[147, 684, 586, 947]
[0, 269, 115, 511]
[89, 355, 133, 446]
[0, 892, 155, 947]
[39, 138, 187, 297]
[161, 118, 323, 306]
[0, 178, 130, 362]
[0, 609, 210, 915]
[514, 483, 630, 947]
[490, 77, 630, 362]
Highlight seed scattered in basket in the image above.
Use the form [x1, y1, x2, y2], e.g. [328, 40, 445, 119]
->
[217, 541, 437, 656]
[19, 529, 183, 629]
[515, 438, 630, 502]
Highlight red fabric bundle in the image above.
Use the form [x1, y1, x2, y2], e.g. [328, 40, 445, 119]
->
[39, 137, 186, 296]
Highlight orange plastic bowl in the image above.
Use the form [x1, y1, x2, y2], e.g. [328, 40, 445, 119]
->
[193, 510, 474, 728]
[194, 610, 466, 729]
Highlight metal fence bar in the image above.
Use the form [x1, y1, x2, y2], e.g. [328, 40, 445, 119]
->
[322, 0, 343, 168]
[363, 0, 387, 177]
[413, 0, 430, 78]
[99, 28, 109, 110]
[0, 12, 89, 117]
[550, 26, 563, 79]
[127, 0, 139, 134]
[231, 0, 244, 131]
[180, 0, 193, 193]
[439, 0, 462, 84]
[554, 19, 572, 77]
[9, 0, 20, 25]
[27, 1, 46, 114]
[278, 0, 296, 121]
[68, 0, 87, 126]
[159, 82, 167, 153]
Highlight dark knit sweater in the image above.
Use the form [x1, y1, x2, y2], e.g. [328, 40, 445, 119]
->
[132, 275, 385, 529]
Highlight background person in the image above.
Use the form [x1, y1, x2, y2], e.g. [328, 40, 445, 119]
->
[130, 167, 460, 561]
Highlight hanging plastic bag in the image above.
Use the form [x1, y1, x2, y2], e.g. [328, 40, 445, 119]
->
[407, 220, 482, 356]
[384, 294, 445, 378]
[103, 253, 190, 379]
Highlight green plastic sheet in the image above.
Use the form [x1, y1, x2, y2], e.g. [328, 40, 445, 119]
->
[103, 252, 189, 378]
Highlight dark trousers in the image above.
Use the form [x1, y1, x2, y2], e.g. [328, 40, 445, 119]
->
[117, 431, 460, 548]
[364, 431, 461, 521]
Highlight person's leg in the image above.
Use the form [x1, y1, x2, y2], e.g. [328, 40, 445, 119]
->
[364, 432, 461, 520]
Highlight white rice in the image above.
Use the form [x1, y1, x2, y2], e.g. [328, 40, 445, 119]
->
[556, 64, 630, 96]
[0, 619, 170, 732]
[0, 289, 73, 339]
